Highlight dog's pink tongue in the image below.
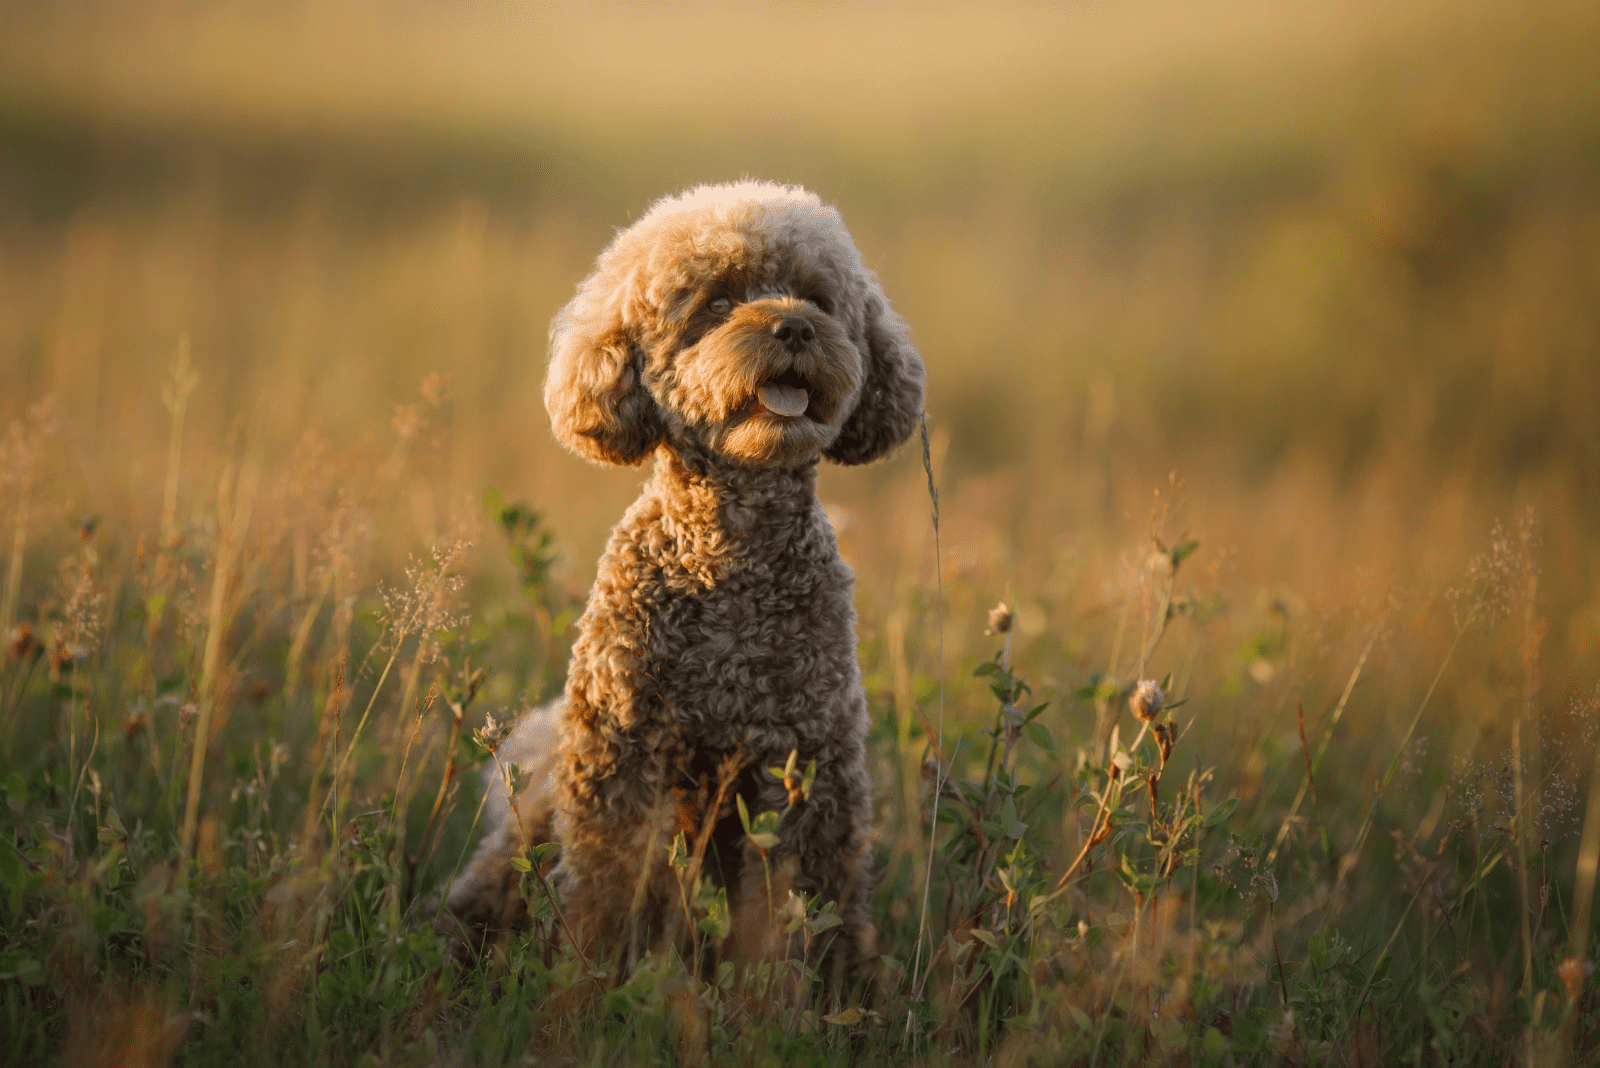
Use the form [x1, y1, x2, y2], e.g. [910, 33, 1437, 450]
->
[757, 383, 809, 417]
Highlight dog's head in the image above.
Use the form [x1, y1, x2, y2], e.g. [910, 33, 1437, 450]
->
[546, 182, 925, 469]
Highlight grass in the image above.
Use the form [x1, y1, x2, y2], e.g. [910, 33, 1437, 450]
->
[1, 365, 1598, 1065]
[3, 2, 1600, 1063]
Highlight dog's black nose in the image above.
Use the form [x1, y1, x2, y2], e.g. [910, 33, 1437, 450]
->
[773, 315, 815, 352]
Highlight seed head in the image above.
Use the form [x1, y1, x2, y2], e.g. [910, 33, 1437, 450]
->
[1130, 679, 1165, 723]
[378, 540, 472, 663]
[986, 602, 1013, 635]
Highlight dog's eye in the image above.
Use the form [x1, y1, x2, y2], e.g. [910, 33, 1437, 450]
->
[808, 295, 833, 315]
[708, 296, 732, 315]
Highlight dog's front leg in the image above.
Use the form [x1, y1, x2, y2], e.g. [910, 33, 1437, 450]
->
[550, 673, 697, 966]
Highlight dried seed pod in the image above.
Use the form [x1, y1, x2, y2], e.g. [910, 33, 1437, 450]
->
[1129, 679, 1165, 723]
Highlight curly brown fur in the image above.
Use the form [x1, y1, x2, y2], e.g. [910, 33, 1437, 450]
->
[448, 182, 924, 975]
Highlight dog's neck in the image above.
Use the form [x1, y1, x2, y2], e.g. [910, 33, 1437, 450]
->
[650, 443, 820, 561]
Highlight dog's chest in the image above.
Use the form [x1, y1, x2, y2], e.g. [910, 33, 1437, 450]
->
[645, 549, 861, 747]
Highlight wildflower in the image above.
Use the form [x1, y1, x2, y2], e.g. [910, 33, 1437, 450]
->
[475, 712, 511, 753]
[1129, 679, 1165, 723]
[776, 890, 808, 934]
[986, 601, 1013, 635]
[6, 621, 35, 660]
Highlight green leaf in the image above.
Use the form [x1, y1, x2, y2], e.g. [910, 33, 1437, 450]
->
[696, 887, 731, 938]
[1203, 1026, 1229, 1056]
[1204, 797, 1239, 828]
[0, 953, 42, 985]
[1002, 797, 1026, 839]
[736, 794, 751, 833]
[0, 847, 21, 891]
[0, 848, 23, 913]
[968, 928, 1000, 949]
[509, 857, 532, 873]
[807, 912, 843, 934]
[1025, 721, 1054, 752]
[973, 662, 1000, 677]
[1171, 540, 1200, 566]
[98, 809, 127, 843]
[532, 842, 561, 866]
[91, 905, 126, 936]
[824, 1007, 864, 1026]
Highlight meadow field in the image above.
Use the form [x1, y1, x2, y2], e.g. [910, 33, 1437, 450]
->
[2, 2, 1600, 1063]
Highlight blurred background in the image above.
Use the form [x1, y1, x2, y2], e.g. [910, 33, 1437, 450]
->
[2, 0, 1598, 771]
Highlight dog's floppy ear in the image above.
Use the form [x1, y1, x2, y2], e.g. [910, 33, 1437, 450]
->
[825, 285, 926, 466]
[545, 301, 665, 467]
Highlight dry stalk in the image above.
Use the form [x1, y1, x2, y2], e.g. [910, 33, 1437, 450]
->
[1052, 720, 1153, 897]
[1296, 698, 1318, 807]
[159, 335, 199, 556]
[911, 413, 947, 1009]
[180, 456, 260, 862]
[413, 691, 467, 882]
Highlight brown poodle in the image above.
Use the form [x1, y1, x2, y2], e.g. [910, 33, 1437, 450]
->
[447, 181, 925, 973]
